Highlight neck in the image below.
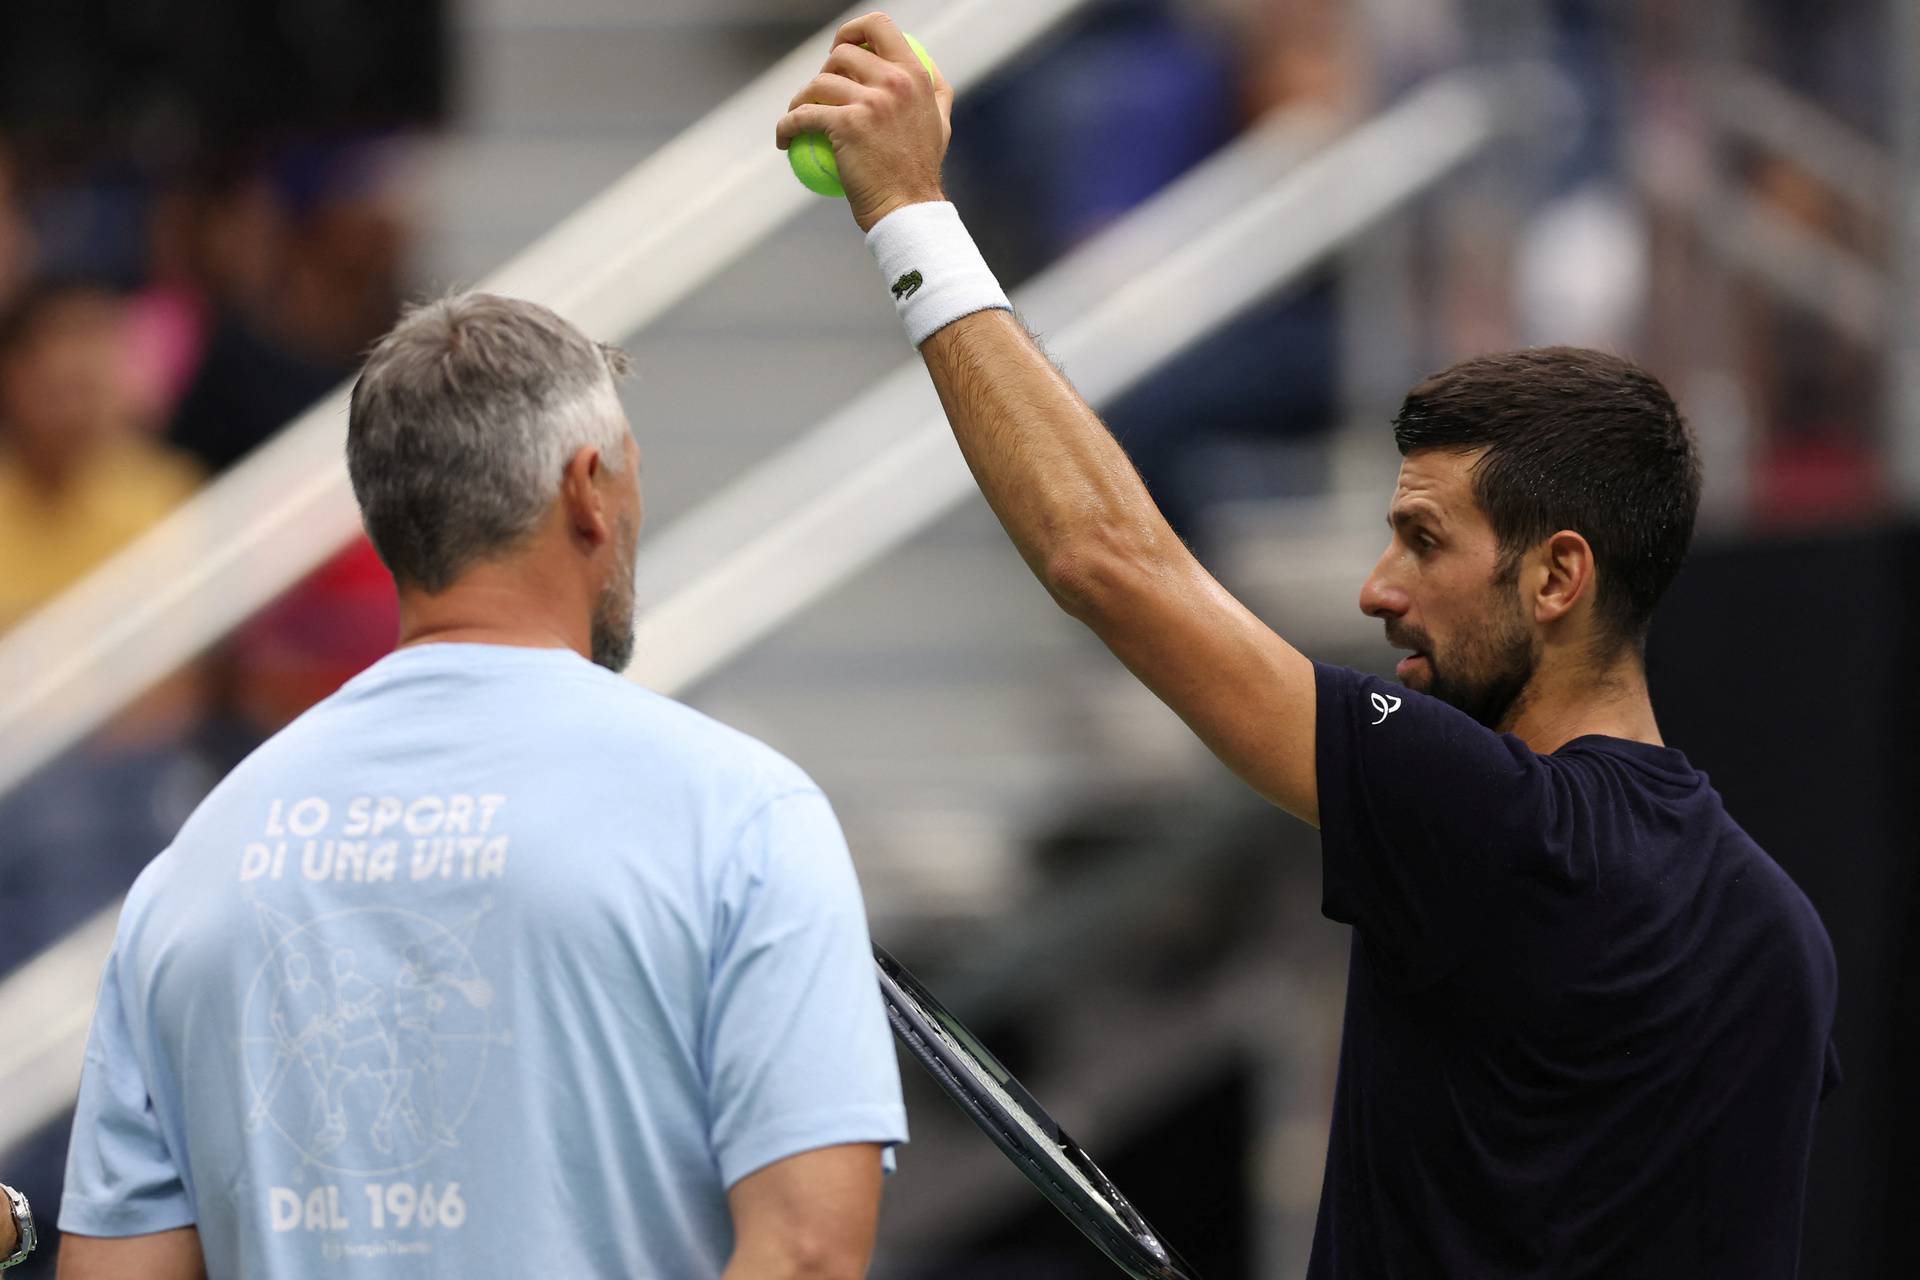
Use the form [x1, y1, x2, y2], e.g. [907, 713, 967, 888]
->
[1502, 645, 1663, 755]
[395, 556, 592, 663]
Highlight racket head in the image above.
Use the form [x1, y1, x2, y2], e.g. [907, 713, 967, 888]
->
[874, 944, 1201, 1280]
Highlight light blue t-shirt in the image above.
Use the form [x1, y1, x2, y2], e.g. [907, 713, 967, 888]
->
[62, 643, 907, 1277]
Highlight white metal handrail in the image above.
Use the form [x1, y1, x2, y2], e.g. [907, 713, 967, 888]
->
[0, 68, 1544, 1157]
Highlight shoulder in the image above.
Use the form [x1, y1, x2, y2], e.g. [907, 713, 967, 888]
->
[591, 677, 820, 799]
[1312, 660, 1545, 789]
[1727, 825, 1837, 984]
[189, 652, 825, 836]
[422, 658, 825, 813]
[109, 841, 189, 961]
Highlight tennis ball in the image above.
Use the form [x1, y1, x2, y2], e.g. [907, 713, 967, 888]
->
[789, 33, 937, 198]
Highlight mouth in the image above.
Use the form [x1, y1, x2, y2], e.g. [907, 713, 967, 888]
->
[1394, 652, 1429, 682]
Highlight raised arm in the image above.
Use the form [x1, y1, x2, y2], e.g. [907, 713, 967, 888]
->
[778, 12, 1318, 822]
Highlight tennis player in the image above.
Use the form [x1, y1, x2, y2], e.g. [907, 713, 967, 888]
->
[782, 14, 1839, 1277]
[57, 294, 906, 1279]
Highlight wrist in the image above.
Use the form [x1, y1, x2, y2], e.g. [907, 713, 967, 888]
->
[855, 186, 947, 235]
[864, 201, 1012, 347]
[0, 1184, 32, 1270]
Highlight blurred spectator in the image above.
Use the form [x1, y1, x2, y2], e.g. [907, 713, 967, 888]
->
[0, 714, 217, 974]
[117, 167, 284, 426]
[951, 0, 1240, 282]
[153, 144, 411, 737]
[169, 141, 410, 473]
[0, 282, 201, 631]
[0, 140, 33, 310]
[225, 538, 400, 735]
[1208, 0, 1365, 119]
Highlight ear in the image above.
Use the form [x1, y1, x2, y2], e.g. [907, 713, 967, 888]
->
[1532, 529, 1595, 626]
[559, 444, 611, 549]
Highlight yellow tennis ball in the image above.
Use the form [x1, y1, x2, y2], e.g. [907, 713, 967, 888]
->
[790, 33, 937, 198]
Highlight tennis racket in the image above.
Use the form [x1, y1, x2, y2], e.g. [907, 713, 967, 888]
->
[874, 944, 1201, 1279]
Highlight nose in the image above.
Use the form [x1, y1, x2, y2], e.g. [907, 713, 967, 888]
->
[1358, 544, 1410, 621]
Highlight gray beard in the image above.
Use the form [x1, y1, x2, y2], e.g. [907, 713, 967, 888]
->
[590, 592, 635, 673]
[590, 535, 638, 673]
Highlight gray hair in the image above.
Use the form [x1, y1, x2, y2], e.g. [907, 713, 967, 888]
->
[347, 292, 633, 592]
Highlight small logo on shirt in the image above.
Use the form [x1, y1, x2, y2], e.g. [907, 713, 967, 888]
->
[1370, 692, 1402, 725]
[892, 270, 924, 301]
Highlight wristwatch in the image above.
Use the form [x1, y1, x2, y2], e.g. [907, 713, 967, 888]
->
[0, 1183, 34, 1271]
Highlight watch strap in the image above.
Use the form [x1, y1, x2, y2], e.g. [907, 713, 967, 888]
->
[0, 1183, 34, 1270]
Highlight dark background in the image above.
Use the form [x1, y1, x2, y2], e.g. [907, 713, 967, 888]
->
[0, 0, 445, 166]
[1648, 525, 1920, 1279]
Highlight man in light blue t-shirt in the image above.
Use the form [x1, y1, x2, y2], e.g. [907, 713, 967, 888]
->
[59, 294, 907, 1279]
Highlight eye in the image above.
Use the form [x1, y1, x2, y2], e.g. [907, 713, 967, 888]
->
[1410, 529, 1438, 552]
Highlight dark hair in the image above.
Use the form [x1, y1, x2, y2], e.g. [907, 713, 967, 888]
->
[1392, 347, 1701, 652]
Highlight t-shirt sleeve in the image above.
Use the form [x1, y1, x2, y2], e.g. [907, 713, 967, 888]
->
[60, 942, 195, 1237]
[1314, 661, 1561, 988]
[704, 787, 908, 1189]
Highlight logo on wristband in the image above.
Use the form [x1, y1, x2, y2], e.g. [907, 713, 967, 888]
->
[891, 270, 923, 301]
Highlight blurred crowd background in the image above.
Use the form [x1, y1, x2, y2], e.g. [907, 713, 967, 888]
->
[0, 0, 1913, 1276]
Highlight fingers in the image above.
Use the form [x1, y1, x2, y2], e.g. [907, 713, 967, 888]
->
[787, 72, 864, 113]
[835, 11, 915, 67]
[823, 41, 912, 94]
[775, 30, 930, 150]
[774, 102, 841, 151]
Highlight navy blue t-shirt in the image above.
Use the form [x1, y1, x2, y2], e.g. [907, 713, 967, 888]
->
[1309, 663, 1838, 1279]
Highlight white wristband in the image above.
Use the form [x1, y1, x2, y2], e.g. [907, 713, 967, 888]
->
[865, 201, 1012, 347]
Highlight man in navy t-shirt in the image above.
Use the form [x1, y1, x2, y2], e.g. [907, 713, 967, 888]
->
[800, 22, 1837, 1272]
[1312, 661, 1838, 1275]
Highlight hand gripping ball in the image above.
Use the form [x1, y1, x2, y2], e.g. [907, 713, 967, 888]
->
[789, 33, 937, 198]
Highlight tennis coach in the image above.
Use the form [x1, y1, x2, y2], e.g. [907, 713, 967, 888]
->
[58, 295, 905, 1278]
[782, 14, 1838, 1277]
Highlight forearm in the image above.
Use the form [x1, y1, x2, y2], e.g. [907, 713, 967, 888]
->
[721, 1230, 871, 1280]
[919, 307, 1188, 615]
[0, 1204, 15, 1257]
[721, 1144, 880, 1280]
[58, 1227, 204, 1280]
[720, 1247, 860, 1280]
[921, 302, 1320, 819]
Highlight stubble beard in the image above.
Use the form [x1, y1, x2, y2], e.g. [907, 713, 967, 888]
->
[1388, 588, 1537, 733]
[590, 520, 639, 674]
